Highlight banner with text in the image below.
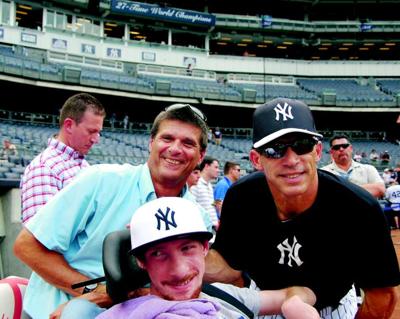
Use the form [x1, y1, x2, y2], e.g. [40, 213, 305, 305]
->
[111, 0, 215, 27]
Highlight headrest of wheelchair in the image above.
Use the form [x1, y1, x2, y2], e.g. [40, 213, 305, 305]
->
[129, 197, 213, 256]
[102, 229, 150, 303]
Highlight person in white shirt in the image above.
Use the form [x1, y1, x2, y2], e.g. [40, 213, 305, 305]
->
[191, 156, 220, 230]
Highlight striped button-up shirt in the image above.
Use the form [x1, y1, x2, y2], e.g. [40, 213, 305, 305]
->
[20, 138, 89, 224]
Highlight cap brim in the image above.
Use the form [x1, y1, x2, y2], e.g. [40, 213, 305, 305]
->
[130, 231, 213, 256]
[253, 128, 323, 149]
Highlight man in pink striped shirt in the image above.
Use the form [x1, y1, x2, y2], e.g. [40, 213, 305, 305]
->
[20, 93, 105, 224]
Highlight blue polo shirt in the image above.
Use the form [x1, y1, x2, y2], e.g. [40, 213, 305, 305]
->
[214, 176, 232, 202]
[24, 163, 211, 319]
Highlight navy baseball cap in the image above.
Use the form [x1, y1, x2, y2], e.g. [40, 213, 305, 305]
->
[252, 98, 323, 149]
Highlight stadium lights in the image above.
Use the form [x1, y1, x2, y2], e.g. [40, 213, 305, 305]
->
[257, 44, 267, 48]
[105, 22, 118, 27]
[242, 38, 253, 42]
[385, 42, 396, 46]
[217, 42, 228, 45]
[342, 43, 353, 46]
[221, 37, 231, 41]
[130, 31, 140, 35]
[379, 47, 390, 51]
[363, 43, 375, 46]
[318, 47, 328, 50]
[263, 40, 273, 43]
[321, 43, 332, 46]
[277, 46, 287, 49]
[18, 5, 32, 10]
[282, 41, 293, 45]
[16, 10, 28, 15]
[237, 43, 248, 46]
[339, 47, 349, 50]
[359, 47, 369, 50]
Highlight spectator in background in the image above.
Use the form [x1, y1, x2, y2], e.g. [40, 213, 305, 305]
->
[369, 148, 379, 163]
[382, 168, 397, 187]
[353, 151, 362, 162]
[385, 183, 400, 229]
[20, 93, 105, 224]
[322, 135, 385, 198]
[14, 104, 212, 319]
[381, 150, 391, 166]
[214, 161, 241, 216]
[187, 164, 201, 189]
[109, 113, 116, 130]
[0, 138, 18, 160]
[186, 63, 193, 76]
[191, 156, 220, 231]
[213, 127, 222, 146]
[123, 114, 129, 130]
[205, 98, 400, 319]
[207, 128, 213, 143]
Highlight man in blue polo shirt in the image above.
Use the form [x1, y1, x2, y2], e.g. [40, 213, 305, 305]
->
[14, 104, 212, 319]
[213, 161, 241, 216]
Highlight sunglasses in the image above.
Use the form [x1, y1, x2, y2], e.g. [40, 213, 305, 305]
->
[165, 104, 207, 122]
[260, 138, 318, 159]
[331, 143, 350, 151]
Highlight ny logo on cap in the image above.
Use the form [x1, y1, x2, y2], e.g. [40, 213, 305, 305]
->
[274, 102, 294, 121]
[155, 207, 177, 231]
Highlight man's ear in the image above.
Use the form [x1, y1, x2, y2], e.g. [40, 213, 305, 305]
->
[198, 149, 206, 165]
[315, 141, 323, 162]
[203, 240, 210, 256]
[63, 118, 74, 134]
[136, 258, 146, 270]
[249, 149, 263, 171]
[148, 137, 154, 152]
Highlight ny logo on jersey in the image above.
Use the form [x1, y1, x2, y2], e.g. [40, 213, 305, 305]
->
[274, 102, 294, 121]
[277, 236, 303, 267]
[155, 207, 177, 231]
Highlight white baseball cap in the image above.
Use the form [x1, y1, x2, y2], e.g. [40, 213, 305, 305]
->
[129, 197, 213, 256]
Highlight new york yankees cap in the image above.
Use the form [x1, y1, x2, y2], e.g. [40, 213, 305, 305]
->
[129, 197, 213, 256]
[252, 97, 323, 149]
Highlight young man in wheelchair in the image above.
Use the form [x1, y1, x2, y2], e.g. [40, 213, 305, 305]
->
[60, 197, 319, 319]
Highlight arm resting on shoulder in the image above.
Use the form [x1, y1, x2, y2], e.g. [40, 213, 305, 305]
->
[13, 228, 91, 297]
[204, 248, 244, 287]
[355, 286, 399, 319]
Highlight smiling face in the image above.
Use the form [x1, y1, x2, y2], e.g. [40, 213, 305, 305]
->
[147, 119, 205, 195]
[139, 238, 208, 301]
[250, 133, 322, 201]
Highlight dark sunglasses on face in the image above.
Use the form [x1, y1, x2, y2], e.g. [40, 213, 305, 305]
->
[165, 104, 207, 122]
[260, 137, 318, 159]
[331, 143, 350, 151]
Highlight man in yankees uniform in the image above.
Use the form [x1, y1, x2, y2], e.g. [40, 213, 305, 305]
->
[205, 98, 400, 319]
